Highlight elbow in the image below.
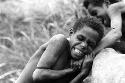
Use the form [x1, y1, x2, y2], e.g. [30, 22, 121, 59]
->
[33, 69, 47, 82]
[112, 30, 122, 39]
[116, 31, 122, 39]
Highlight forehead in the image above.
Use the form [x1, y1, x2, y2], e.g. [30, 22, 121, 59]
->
[76, 26, 99, 42]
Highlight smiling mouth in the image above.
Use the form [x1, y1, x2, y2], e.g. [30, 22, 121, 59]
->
[73, 48, 86, 57]
[74, 48, 82, 55]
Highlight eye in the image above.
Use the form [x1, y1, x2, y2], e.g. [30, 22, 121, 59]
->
[77, 35, 85, 41]
[87, 40, 96, 49]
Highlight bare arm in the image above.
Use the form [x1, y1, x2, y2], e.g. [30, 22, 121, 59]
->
[93, 1, 125, 56]
[33, 68, 73, 82]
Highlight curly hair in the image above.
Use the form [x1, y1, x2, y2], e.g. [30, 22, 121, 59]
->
[72, 16, 104, 42]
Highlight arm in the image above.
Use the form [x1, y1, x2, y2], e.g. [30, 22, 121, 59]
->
[33, 68, 73, 82]
[93, 1, 125, 56]
[32, 34, 74, 82]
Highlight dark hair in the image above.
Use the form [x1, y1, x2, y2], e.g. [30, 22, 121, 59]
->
[72, 16, 104, 42]
[83, 0, 104, 8]
[110, 40, 125, 54]
[109, 0, 119, 4]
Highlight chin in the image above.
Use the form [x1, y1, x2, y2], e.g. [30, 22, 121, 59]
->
[71, 54, 85, 60]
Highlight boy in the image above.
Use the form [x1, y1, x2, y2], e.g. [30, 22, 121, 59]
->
[15, 16, 104, 83]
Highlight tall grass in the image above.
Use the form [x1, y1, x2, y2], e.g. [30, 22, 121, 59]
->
[0, 0, 85, 82]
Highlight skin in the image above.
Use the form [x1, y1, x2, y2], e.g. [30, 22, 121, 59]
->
[15, 26, 100, 83]
[88, 4, 110, 27]
[70, 26, 99, 60]
[83, 0, 110, 27]
[93, 1, 125, 55]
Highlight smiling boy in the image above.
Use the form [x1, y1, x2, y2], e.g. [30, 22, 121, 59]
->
[15, 16, 104, 83]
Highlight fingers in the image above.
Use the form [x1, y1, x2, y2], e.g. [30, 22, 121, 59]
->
[71, 60, 84, 72]
[81, 55, 93, 71]
[72, 62, 81, 70]
[84, 55, 93, 63]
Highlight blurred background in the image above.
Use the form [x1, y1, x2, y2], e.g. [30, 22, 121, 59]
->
[0, 0, 84, 83]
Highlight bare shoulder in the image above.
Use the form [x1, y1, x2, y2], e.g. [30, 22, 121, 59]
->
[50, 34, 67, 41]
[49, 34, 69, 46]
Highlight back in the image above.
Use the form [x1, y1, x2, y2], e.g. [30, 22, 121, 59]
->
[92, 48, 125, 83]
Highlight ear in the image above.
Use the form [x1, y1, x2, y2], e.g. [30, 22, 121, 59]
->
[69, 28, 74, 35]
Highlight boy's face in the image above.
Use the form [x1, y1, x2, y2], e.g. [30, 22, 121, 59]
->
[70, 26, 99, 60]
[87, 3, 110, 27]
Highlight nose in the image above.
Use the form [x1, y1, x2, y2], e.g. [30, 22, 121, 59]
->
[80, 42, 87, 49]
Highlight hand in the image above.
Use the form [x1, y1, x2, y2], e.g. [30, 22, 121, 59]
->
[81, 54, 93, 72]
[71, 59, 83, 72]
[69, 55, 93, 83]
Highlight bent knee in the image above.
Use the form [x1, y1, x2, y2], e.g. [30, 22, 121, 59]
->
[33, 69, 43, 82]
[33, 69, 48, 82]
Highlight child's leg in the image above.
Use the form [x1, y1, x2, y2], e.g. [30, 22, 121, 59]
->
[15, 43, 47, 83]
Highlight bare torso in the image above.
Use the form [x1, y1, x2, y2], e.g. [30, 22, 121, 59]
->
[52, 49, 71, 70]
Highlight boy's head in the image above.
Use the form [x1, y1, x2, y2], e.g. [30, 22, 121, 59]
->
[83, 0, 110, 27]
[71, 16, 104, 42]
[69, 16, 104, 60]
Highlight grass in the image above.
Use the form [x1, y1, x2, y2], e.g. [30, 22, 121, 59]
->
[0, 0, 83, 82]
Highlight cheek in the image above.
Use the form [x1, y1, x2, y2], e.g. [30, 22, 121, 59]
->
[87, 42, 97, 53]
[70, 36, 79, 46]
[70, 40, 80, 48]
[87, 46, 93, 54]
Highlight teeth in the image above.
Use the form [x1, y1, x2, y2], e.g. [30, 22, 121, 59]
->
[75, 49, 82, 54]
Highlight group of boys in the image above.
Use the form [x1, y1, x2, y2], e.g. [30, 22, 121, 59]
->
[15, 0, 125, 83]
